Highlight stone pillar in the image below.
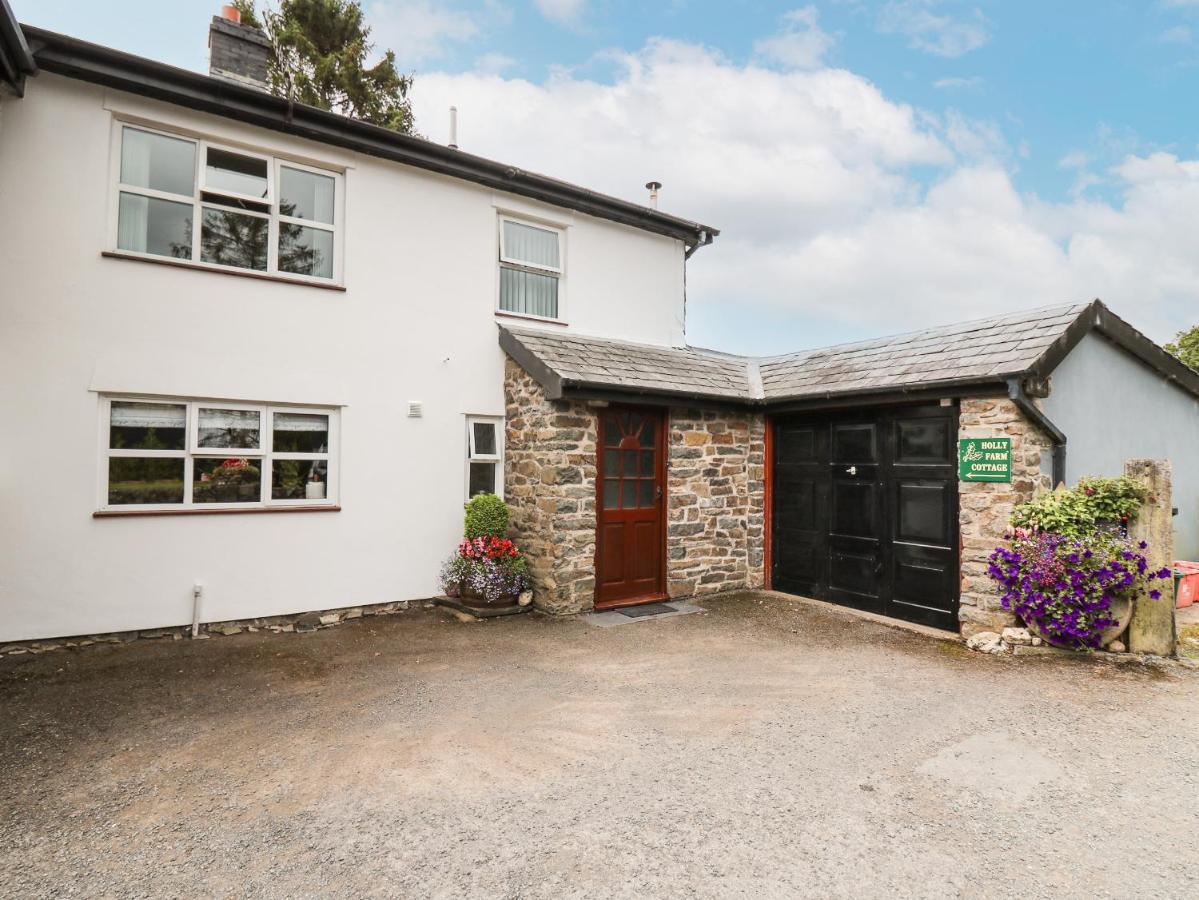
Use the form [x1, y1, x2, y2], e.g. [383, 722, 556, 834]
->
[1125, 459, 1176, 656]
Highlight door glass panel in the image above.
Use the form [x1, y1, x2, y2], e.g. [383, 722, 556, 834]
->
[898, 483, 947, 544]
[833, 481, 874, 537]
[834, 424, 875, 462]
[639, 480, 655, 508]
[639, 417, 655, 448]
[604, 450, 620, 477]
[623, 452, 638, 477]
[639, 450, 654, 475]
[621, 481, 637, 508]
[897, 419, 949, 463]
[603, 418, 622, 447]
[603, 480, 619, 509]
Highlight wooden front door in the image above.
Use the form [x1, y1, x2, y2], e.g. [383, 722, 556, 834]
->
[595, 406, 667, 608]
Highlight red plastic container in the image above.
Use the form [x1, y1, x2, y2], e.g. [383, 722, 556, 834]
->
[1175, 561, 1199, 609]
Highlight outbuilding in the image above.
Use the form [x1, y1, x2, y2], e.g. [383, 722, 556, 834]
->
[500, 299, 1199, 636]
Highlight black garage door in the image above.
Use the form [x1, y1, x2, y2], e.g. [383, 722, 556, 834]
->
[771, 403, 959, 631]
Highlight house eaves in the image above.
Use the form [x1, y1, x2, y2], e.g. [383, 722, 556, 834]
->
[500, 300, 1199, 411]
[19, 25, 720, 251]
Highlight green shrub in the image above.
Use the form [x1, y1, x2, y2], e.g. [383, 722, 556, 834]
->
[464, 493, 509, 539]
[1010, 475, 1148, 538]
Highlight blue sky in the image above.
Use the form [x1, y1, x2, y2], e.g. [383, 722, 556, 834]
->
[15, 1, 1199, 352]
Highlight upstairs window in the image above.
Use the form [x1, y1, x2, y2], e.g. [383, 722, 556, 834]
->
[114, 125, 341, 283]
[498, 217, 563, 319]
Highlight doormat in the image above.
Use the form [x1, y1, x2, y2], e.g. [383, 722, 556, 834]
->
[618, 602, 678, 618]
[583, 601, 704, 628]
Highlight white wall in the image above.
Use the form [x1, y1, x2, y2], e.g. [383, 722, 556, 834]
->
[1041, 332, 1199, 560]
[0, 75, 687, 640]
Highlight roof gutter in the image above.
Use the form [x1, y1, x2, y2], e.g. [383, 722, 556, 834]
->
[22, 25, 720, 248]
[0, 0, 36, 96]
[1007, 375, 1066, 488]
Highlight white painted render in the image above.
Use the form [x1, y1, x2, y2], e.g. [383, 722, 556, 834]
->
[0, 74, 687, 640]
[1041, 332, 1199, 561]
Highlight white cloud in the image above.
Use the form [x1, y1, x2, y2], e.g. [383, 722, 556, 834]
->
[877, 1, 991, 58]
[535, 0, 585, 26]
[473, 52, 517, 74]
[1159, 25, 1192, 44]
[754, 6, 836, 70]
[933, 75, 981, 89]
[412, 35, 1194, 351]
[368, 1, 479, 64]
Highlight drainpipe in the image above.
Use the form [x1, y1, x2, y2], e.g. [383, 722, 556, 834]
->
[1006, 376, 1067, 488]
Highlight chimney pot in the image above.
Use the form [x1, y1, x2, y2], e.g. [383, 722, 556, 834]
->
[221, 4, 241, 23]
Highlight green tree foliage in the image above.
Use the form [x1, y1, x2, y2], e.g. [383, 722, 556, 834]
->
[240, 0, 416, 134]
[1164, 324, 1199, 371]
[464, 494, 510, 540]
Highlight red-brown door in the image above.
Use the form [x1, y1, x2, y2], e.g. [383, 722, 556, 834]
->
[595, 406, 666, 608]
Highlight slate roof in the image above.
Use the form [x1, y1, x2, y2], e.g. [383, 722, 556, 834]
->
[499, 300, 1199, 406]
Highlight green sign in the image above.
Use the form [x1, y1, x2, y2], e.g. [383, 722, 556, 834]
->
[958, 437, 1013, 483]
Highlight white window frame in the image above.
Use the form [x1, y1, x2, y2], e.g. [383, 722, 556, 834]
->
[98, 396, 340, 512]
[496, 215, 566, 323]
[108, 121, 345, 286]
[465, 415, 504, 501]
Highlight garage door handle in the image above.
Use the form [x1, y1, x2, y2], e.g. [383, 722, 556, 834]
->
[845, 466, 857, 476]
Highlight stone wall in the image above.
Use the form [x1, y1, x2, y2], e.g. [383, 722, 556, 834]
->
[504, 359, 767, 614]
[504, 358, 599, 614]
[667, 409, 767, 597]
[958, 397, 1052, 637]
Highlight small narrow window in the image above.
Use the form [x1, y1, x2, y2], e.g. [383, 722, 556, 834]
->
[498, 218, 562, 319]
[466, 416, 503, 500]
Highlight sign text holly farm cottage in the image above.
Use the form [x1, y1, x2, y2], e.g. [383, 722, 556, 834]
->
[958, 437, 1013, 483]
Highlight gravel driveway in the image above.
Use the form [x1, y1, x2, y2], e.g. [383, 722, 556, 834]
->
[2, 592, 1197, 899]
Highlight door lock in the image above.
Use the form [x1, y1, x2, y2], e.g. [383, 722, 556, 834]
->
[846, 466, 858, 476]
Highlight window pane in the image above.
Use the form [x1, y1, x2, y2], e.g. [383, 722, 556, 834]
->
[205, 148, 268, 199]
[623, 452, 637, 477]
[201, 208, 268, 270]
[121, 127, 196, 196]
[604, 450, 620, 476]
[272, 458, 328, 500]
[472, 421, 497, 457]
[118, 193, 193, 259]
[603, 480, 620, 509]
[272, 413, 329, 453]
[278, 222, 333, 278]
[621, 481, 637, 508]
[110, 402, 186, 450]
[108, 458, 184, 505]
[280, 167, 335, 223]
[499, 266, 558, 318]
[639, 480, 655, 508]
[198, 408, 261, 449]
[639, 450, 654, 475]
[193, 457, 262, 503]
[469, 462, 496, 498]
[502, 220, 559, 268]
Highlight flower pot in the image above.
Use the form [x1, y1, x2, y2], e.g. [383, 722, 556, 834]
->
[458, 586, 520, 610]
[305, 481, 326, 500]
[1024, 592, 1134, 650]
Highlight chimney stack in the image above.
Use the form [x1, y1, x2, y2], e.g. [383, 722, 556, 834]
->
[209, 5, 271, 89]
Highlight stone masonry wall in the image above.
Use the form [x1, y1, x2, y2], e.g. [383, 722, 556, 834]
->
[958, 397, 1052, 637]
[667, 409, 767, 597]
[504, 359, 767, 613]
[504, 358, 599, 614]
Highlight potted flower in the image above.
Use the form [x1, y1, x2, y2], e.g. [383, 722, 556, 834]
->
[439, 494, 532, 609]
[988, 477, 1170, 650]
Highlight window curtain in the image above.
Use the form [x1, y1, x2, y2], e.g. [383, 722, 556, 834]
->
[500, 267, 558, 318]
[503, 220, 559, 268]
[110, 402, 186, 428]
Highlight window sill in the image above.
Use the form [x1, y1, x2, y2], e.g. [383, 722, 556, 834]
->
[94, 505, 341, 518]
[494, 310, 568, 327]
[101, 251, 347, 292]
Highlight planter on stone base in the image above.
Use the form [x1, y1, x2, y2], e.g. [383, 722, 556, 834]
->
[1023, 593, 1134, 651]
[456, 586, 522, 610]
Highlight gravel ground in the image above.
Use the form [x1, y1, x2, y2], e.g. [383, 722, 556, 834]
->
[1, 592, 1197, 899]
